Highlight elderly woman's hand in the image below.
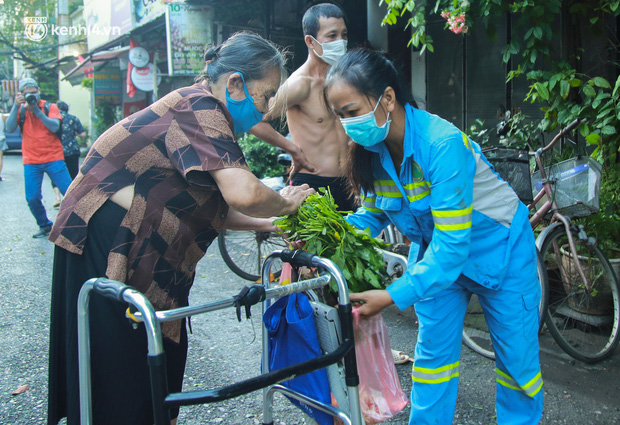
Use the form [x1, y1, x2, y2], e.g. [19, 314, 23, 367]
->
[279, 183, 314, 213]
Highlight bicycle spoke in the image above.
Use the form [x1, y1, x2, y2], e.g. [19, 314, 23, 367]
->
[543, 227, 620, 363]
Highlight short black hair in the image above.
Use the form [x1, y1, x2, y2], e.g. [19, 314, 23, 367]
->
[302, 3, 345, 38]
[57, 101, 69, 112]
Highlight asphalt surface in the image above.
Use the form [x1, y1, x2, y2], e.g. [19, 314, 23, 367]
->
[0, 152, 619, 425]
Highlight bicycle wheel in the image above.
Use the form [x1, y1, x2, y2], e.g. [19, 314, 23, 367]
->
[218, 229, 286, 281]
[462, 249, 549, 360]
[541, 226, 620, 363]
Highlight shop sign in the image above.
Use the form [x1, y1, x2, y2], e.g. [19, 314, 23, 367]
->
[84, 0, 132, 50]
[130, 62, 162, 92]
[134, 0, 168, 27]
[94, 63, 122, 104]
[165, 2, 213, 76]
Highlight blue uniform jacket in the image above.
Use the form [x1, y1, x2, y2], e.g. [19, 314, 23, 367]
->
[347, 105, 530, 310]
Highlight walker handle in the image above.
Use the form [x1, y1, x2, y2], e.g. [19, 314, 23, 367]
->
[91, 278, 131, 303]
[274, 249, 317, 268]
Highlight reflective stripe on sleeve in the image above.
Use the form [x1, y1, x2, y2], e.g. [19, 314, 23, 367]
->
[412, 361, 460, 384]
[432, 206, 473, 231]
[403, 181, 430, 202]
[461, 132, 474, 153]
[361, 196, 383, 213]
[496, 368, 543, 398]
[374, 179, 402, 198]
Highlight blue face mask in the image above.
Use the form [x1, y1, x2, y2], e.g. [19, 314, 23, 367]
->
[339, 94, 391, 147]
[226, 73, 263, 133]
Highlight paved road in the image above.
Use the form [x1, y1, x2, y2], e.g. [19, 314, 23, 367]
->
[0, 152, 618, 424]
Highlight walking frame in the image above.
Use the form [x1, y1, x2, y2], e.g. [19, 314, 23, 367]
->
[77, 249, 373, 425]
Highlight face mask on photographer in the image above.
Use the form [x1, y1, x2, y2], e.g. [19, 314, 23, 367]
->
[340, 94, 391, 147]
[310, 37, 347, 66]
[225, 73, 263, 133]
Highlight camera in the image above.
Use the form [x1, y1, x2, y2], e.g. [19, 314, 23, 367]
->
[25, 93, 38, 105]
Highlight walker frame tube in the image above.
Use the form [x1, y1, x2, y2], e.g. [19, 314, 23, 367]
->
[76, 250, 361, 425]
[260, 251, 363, 425]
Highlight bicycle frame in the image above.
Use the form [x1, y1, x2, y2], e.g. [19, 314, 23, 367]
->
[527, 119, 591, 291]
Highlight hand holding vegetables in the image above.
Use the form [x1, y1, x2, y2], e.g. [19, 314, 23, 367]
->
[274, 189, 390, 293]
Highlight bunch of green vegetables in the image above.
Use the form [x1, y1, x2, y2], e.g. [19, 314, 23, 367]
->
[274, 188, 390, 293]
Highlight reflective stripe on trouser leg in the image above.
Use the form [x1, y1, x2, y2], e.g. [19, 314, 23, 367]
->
[409, 283, 468, 425]
[468, 221, 544, 425]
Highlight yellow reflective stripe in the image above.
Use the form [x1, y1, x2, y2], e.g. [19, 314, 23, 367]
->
[374, 180, 402, 198]
[403, 181, 429, 190]
[412, 361, 460, 384]
[407, 191, 430, 202]
[432, 206, 472, 231]
[432, 206, 473, 217]
[435, 222, 472, 231]
[404, 180, 430, 202]
[414, 361, 460, 374]
[461, 132, 473, 152]
[376, 191, 402, 198]
[496, 369, 543, 398]
[363, 205, 383, 213]
[361, 196, 383, 213]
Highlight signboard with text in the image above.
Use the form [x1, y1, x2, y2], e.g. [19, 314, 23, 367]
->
[84, 0, 132, 50]
[94, 62, 122, 104]
[134, 0, 168, 27]
[165, 2, 213, 76]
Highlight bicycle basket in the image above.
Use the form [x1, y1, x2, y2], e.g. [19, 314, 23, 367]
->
[482, 147, 533, 204]
[531, 156, 602, 218]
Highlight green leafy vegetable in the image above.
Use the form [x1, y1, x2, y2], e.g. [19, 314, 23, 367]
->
[274, 188, 390, 293]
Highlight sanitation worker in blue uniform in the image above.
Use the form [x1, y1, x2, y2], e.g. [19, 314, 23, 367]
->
[325, 48, 543, 425]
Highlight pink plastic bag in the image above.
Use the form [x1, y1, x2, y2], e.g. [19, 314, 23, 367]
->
[278, 262, 294, 285]
[353, 307, 409, 424]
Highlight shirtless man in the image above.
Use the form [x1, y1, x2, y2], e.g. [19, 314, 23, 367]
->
[249, 3, 356, 212]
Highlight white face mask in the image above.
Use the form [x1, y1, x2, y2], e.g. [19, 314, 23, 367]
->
[310, 36, 347, 66]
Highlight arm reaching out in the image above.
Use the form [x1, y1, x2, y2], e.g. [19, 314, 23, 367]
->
[248, 75, 317, 178]
[210, 167, 314, 217]
[349, 290, 395, 319]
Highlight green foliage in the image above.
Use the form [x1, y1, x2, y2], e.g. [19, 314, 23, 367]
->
[33, 68, 58, 101]
[0, 0, 60, 68]
[274, 188, 390, 293]
[237, 133, 286, 179]
[498, 112, 544, 151]
[93, 100, 121, 139]
[579, 162, 620, 258]
[464, 118, 492, 146]
[81, 78, 93, 90]
[526, 69, 620, 166]
[380, 0, 620, 252]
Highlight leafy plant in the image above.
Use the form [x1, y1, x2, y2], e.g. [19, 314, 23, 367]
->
[579, 162, 620, 258]
[378, 0, 620, 164]
[465, 118, 491, 146]
[237, 133, 286, 179]
[380, 0, 620, 255]
[274, 188, 390, 293]
[93, 100, 122, 139]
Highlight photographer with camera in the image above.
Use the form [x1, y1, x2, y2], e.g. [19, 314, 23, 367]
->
[5, 78, 72, 238]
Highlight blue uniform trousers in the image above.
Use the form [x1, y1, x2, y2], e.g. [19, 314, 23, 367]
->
[409, 227, 544, 425]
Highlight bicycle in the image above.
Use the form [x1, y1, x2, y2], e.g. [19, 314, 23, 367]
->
[463, 119, 620, 363]
[530, 120, 620, 363]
